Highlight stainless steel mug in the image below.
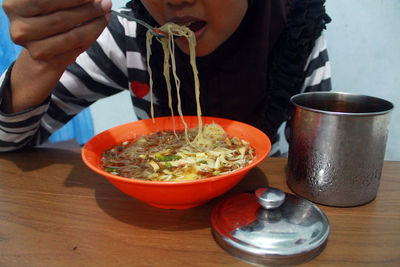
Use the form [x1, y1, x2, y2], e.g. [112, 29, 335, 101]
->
[287, 92, 394, 207]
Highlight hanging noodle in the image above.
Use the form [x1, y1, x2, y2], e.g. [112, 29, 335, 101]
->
[145, 31, 155, 122]
[159, 40, 177, 135]
[146, 23, 202, 143]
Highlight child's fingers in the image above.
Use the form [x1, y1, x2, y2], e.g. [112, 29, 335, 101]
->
[25, 14, 110, 61]
[9, 1, 111, 45]
[2, 0, 93, 17]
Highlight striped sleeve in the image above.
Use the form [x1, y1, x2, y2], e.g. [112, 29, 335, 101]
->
[281, 34, 332, 149]
[0, 13, 140, 152]
[301, 34, 332, 92]
[0, 65, 51, 152]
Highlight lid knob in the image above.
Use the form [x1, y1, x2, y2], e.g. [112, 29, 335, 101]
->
[255, 187, 285, 209]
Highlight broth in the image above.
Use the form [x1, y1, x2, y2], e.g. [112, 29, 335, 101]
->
[101, 124, 255, 181]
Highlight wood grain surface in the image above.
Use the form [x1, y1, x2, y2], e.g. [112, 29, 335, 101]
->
[0, 148, 399, 266]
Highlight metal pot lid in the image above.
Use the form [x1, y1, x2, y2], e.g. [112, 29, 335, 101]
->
[211, 187, 330, 266]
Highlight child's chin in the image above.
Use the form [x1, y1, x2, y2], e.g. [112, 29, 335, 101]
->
[175, 39, 216, 57]
[195, 41, 220, 57]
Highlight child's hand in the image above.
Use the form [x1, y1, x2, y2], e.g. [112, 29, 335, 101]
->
[2, 0, 112, 65]
[1, 0, 112, 113]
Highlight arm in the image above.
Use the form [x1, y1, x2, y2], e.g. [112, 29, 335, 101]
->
[1, 0, 112, 114]
[261, 0, 331, 155]
[282, 34, 332, 144]
[0, 9, 133, 152]
[301, 34, 332, 93]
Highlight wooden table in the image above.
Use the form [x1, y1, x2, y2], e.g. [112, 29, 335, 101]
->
[0, 147, 399, 266]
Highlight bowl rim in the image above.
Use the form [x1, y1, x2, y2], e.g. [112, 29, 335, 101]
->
[81, 116, 271, 186]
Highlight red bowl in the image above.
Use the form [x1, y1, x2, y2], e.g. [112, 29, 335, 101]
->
[81, 116, 271, 209]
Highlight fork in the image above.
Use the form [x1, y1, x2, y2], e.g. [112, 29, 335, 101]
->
[111, 10, 166, 37]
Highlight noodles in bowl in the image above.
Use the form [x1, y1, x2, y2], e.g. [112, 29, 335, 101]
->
[101, 123, 255, 182]
[82, 116, 271, 209]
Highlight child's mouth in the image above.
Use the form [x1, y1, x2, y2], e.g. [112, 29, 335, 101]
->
[170, 17, 207, 41]
[184, 21, 206, 33]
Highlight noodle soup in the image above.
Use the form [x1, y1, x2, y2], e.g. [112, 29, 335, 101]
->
[100, 25, 257, 183]
[101, 123, 255, 181]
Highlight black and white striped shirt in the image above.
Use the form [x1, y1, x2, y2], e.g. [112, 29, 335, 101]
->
[0, 9, 331, 152]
